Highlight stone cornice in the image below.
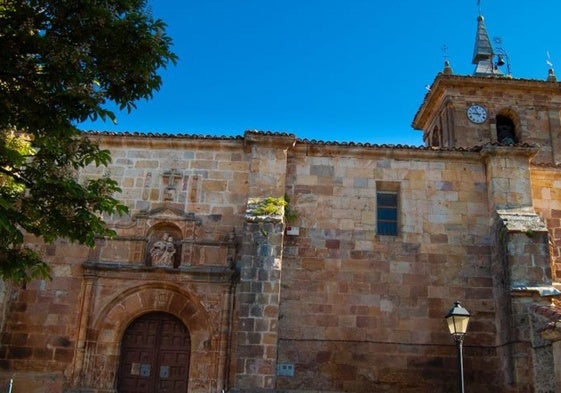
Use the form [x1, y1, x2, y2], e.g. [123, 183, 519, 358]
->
[243, 130, 297, 150]
[83, 128, 542, 163]
[83, 261, 235, 282]
[291, 140, 539, 162]
[480, 143, 539, 158]
[294, 142, 481, 161]
[83, 129, 299, 151]
[85, 130, 245, 150]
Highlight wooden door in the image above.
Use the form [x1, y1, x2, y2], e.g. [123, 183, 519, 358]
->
[117, 312, 191, 393]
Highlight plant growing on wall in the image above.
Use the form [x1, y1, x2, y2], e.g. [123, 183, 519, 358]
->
[252, 197, 286, 216]
[248, 195, 298, 222]
[247, 196, 298, 223]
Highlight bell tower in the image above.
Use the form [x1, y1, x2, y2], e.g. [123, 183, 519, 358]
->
[413, 5, 561, 392]
[412, 11, 561, 165]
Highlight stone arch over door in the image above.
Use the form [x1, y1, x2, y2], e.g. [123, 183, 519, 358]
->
[78, 284, 217, 392]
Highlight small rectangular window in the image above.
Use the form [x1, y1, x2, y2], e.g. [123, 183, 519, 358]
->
[377, 191, 398, 236]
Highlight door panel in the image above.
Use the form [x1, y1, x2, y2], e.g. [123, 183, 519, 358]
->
[118, 312, 191, 393]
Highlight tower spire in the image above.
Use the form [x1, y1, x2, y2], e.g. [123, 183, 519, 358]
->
[472, 13, 502, 76]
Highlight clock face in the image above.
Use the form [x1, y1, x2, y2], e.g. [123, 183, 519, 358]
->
[467, 104, 487, 124]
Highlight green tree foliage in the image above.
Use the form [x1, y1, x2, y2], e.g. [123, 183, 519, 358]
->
[0, 0, 177, 282]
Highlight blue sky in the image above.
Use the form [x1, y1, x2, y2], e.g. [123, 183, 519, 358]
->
[79, 1, 561, 146]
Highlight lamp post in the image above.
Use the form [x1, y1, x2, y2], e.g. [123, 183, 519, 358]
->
[445, 301, 470, 393]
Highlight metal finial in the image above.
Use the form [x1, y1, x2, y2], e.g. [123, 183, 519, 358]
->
[442, 44, 449, 62]
[441, 45, 453, 75]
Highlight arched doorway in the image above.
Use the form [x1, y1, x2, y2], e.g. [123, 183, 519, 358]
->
[117, 312, 191, 393]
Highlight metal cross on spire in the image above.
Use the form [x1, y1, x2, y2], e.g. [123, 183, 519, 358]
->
[442, 44, 449, 62]
[441, 44, 453, 75]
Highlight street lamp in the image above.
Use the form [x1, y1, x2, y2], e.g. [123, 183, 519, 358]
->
[445, 301, 470, 393]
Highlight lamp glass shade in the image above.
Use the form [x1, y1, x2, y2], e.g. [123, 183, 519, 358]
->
[445, 301, 470, 335]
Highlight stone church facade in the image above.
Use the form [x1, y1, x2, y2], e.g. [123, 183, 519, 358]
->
[2, 13, 561, 393]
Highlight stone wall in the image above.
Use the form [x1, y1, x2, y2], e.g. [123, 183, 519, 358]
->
[0, 240, 86, 388]
[88, 134, 252, 228]
[528, 305, 557, 393]
[531, 165, 561, 280]
[276, 144, 500, 392]
[1, 130, 560, 392]
[0, 134, 256, 392]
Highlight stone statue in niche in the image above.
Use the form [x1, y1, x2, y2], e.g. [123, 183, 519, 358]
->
[150, 233, 176, 267]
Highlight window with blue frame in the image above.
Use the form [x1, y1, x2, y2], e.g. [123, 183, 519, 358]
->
[376, 191, 398, 236]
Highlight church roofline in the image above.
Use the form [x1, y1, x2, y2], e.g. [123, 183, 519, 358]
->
[82, 128, 537, 162]
[83, 128, 428, 150]
[83, 129, 297, 141]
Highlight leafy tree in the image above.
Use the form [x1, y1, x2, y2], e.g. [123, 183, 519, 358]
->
[0, 0, 177, 282]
